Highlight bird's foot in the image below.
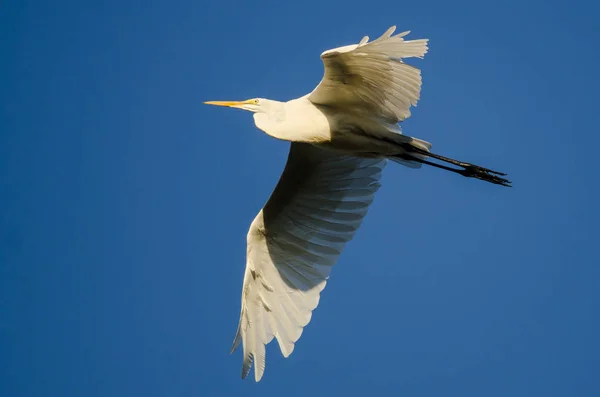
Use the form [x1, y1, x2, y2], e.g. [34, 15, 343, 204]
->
[455, 161, 507, 176]
[459, 165, 512, 187]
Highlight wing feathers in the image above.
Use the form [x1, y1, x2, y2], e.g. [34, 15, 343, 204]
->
[309, 27, 428, 123]
[231, 143, 385, 381]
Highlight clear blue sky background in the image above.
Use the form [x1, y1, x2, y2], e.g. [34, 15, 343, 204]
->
[1, 0, 599, 396]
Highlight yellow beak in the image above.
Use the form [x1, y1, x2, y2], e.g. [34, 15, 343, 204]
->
[204, 100, 250, 107]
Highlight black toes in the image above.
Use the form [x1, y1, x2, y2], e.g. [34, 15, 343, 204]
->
[460, 166, 512, 187]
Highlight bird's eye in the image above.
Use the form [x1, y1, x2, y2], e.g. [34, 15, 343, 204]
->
[254, 99, 259, 104]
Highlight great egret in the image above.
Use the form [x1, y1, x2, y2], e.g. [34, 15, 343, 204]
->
[205, 25, 510, 382]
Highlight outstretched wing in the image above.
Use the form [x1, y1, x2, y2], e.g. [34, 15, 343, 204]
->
[308, 26, 429, 123]
[231, 143, 386, 381]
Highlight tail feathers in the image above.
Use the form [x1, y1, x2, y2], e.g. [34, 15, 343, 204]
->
[389, 135, 432, 168]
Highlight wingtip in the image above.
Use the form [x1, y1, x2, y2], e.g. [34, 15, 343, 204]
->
[230, 333, 242, 355]
[384, 25, 396, 38]
[241, 355, 253, 380]
[254, 367, 264, 382]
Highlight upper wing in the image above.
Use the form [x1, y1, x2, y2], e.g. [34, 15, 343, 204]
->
[231, 143, 386, 381]
[308, 26, 429, 123]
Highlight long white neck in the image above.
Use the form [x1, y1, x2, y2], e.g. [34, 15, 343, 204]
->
[252, 100, 290, 140]
[252, 98, 331, 143]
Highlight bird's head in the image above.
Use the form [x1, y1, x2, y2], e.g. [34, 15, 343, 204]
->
[204, 98, 266, 113]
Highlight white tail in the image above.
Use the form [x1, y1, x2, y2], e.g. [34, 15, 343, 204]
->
[389, 135, 432, 168]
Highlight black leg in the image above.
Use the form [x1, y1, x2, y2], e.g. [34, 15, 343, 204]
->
[406, 145, 508, 176]
[397, 153, 512, 187]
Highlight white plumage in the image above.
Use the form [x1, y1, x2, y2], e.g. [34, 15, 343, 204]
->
[232, 144, 385, 381]
[309, 26, 427, 123]
[205, 25, 510, 382]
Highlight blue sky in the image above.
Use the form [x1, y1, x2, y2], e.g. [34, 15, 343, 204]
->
[1, 0, 599, 396]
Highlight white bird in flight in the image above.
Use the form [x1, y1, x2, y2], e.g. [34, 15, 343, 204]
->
[205, 25, 511, 382]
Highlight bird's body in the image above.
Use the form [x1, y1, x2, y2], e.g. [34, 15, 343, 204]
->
[205, 26, 510, 382]
[254, 97, 412, 156]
